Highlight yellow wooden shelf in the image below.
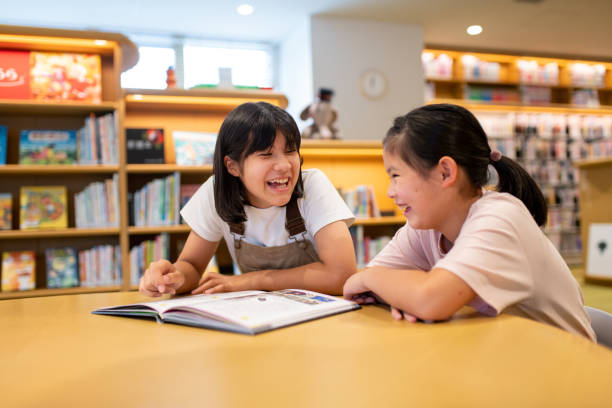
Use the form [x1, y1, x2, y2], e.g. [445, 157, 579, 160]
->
[426, 76, 612, 91]
[428, 98, 612, 115]
[354, 216, 405, 226]
[126, 164, 213, 174]
[0, 228, 120, 240]
[0, 100, 119, 114]
[573, 156, 612, 169]
[0, 24, 138, 71]
[0, 164, 119, 174]
[0, 285, 121, 300]
[128, 225, 191, 235]
[124, 88, 288, 111]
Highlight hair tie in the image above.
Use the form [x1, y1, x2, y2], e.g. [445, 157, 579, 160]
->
[489, 149, 502, 162]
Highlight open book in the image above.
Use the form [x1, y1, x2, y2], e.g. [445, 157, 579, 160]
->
[92, 289, 360, 335]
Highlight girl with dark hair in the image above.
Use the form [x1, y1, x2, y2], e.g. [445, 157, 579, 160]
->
[343, 103, 595, 341]
[140, 102, 356, 297]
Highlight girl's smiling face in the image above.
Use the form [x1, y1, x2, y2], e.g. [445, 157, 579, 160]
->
[225, 131, 300, 208]
[383, 149, 444, 231]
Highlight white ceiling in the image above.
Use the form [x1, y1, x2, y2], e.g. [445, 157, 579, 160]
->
[3, 0, 612, 60]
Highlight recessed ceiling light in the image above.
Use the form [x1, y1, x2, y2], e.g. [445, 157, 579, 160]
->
[467, 25, 483, 36]
[94, 40, 108, 46]
[236, 4, 254, 15]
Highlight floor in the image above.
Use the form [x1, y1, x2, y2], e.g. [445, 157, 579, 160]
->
[573, 267, 612, 313]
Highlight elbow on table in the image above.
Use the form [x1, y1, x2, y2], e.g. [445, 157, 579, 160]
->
[327, 263, 357, 295]
[411, 288, 464, 322]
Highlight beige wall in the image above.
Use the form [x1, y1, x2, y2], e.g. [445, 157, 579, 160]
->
[310, 16, 424, 140]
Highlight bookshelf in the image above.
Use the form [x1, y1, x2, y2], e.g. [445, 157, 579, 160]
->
[0, 25, 136, 299]
[424, 49, 612, 265]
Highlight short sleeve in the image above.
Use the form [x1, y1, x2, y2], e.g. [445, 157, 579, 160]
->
[300, 169, 355, 236]
[368, 225, 434, 271]
[435, 208, 534, 315]
[179, 177, 224, 242]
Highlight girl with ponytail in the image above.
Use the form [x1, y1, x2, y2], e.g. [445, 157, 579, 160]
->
[343, 103, 595, 341]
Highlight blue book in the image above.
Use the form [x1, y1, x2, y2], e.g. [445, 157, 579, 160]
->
[0, 125, 6, 165]
[45, 247, 79, 288]
[19, 129, 77, 165]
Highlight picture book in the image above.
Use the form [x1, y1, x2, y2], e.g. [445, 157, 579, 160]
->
[1, 251, 35, 292]
[45, 247, 79, 288]
[126, 128, 165, 164]
[0, 193, 12, 230]
[29, 52, 102, 103]
[0, 49, 30, 99]
[0, 125, 7, 165]
[19, 130, 77, 165]
[93, 289, 360, 335]
[20, 186, 68, 229]
[172, 131, 216, 165]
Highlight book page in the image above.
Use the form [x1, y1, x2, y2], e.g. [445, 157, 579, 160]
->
[169, 289, 356, 330]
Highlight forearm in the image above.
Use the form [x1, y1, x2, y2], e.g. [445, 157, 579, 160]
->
[249, 261, 354, 295]
[173, 260, 204, 294]
[358, 266, 474, 321]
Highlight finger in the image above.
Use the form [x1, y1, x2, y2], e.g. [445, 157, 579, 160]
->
[391, 306, 404, 320]
[161, 270, 183, 288]
[402, 311, 418, 323]
[204, 284, 228, 294]
[191, 277, 222, 294]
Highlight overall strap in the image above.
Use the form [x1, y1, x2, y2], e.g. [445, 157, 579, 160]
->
[285, 195, 306, 236]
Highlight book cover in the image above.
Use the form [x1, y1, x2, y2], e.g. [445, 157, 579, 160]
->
[29, 52, 102, 103]
[0, 193, 11, 230]
[0, 125, 7, 165]
[45, 247, 79, 288]
[20, 186, 68, 229]
[92, 289, 360, 335]
[126, 128, 165, 164]
[0, 49, 30, 99]
[19, 130, 77, 165]
[1, 251, 35, 291]
[172, 131, 217, 165]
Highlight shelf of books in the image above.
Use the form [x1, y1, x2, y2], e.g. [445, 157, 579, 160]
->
[423, 49, 612, 265]
[0, 25, 137, 299]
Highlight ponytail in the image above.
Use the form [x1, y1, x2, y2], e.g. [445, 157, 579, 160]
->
[491, 157, 548, 227]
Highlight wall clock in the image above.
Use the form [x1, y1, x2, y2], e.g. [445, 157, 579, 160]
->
[360, 68, 388, 100]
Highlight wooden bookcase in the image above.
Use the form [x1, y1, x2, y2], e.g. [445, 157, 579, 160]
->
[0, 25, 137, 299]
[424, 49, 612, 265]
[0, 26, 404, 299]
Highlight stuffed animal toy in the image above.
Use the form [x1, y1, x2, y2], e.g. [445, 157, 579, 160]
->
[300, 88, 338, 139]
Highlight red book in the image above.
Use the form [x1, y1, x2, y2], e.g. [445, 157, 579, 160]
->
[0, 49, 31, 99]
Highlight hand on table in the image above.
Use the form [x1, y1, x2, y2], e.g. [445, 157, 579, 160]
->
[139, 259, 185, 297]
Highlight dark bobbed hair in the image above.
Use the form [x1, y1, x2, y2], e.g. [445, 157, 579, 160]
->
[213, 102, 304, 224]
[383, 103, 548, 226]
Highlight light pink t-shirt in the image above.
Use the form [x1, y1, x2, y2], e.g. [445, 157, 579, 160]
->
[369, 191, 595, 341]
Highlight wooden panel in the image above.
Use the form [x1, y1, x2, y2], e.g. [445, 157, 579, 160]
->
[576, 160, 612, 282]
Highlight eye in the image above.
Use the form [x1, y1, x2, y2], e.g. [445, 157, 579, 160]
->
[258, 152, 272, 158]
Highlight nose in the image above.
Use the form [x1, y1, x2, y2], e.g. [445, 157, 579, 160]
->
[273, 154, 291, 171]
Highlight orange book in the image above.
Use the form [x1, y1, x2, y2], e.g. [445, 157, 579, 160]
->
[1, 251, 35, 292]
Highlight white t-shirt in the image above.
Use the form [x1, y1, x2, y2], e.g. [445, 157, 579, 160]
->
[181, 168, 355, 263]
[369, 190, 595, 341]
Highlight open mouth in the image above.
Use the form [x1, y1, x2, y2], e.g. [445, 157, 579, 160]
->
[266, 177, 290, 190]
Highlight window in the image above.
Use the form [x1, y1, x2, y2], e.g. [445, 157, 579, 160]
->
[183, 44, 274, 89]
[121, 46, 176, 89]
[121, 35, 275, 90]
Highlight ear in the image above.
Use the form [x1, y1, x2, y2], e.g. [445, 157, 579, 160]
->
[224, 156, 241, 177]
[438, 156, 458, 187]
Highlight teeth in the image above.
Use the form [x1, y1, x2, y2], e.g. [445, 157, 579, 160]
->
[268, 178, 288, 184]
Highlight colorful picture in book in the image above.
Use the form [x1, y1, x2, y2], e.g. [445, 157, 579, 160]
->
[46, 247, 79, 288]
[29, 52, 102, 103]
[0, 49, 30, 99]
[0, 193, 12, 230]
[19, 130, 77, 164]
[0, 125, 7, 165]
[1, 251, 35, 292]
[172, 131, 217, 165]
[126, 128, 165, 164]
[20, 186, 68, 229]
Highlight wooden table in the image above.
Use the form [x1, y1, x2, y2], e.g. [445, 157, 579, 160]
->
[1, 292, 611, 407]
